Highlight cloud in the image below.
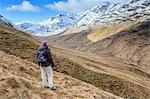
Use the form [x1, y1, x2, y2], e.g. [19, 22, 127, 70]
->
[46, 0, 127, 13]
[6, 0, 41, 12]
[46, 0, 100, 13]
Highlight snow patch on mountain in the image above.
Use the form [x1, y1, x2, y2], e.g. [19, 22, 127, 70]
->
[16, 22, 52, 36]
[17, 14, 82, 36]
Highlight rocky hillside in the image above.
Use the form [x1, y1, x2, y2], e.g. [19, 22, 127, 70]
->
[76, 0, 150, 27]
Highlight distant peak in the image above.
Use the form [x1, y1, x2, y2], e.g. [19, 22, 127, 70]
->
[90, 1, 117, 13]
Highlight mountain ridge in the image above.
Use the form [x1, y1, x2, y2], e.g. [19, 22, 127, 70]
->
[16, 0, 150, 36]
[16, 13, 82, 36]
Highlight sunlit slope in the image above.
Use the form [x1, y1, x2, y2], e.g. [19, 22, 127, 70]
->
[87, 21, 134, 42]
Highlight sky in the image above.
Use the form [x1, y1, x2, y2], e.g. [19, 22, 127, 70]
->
[0, 0, 128, 24]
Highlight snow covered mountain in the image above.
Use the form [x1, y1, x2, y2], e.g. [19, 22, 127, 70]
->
[76, 0, 150, 27]
[0, 15, 14, 27]
[76, 2, 120, 27]
[17, 14, 82, 36]
[16, 0, 150, 36]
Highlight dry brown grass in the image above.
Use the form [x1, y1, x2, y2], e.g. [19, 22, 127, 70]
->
[0, 51, 121, 99]
[87, 21, 134, 42]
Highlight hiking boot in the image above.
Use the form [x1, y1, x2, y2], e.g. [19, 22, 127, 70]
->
[44, 86, 50, 89]
[49, 86, 57, 90]
[44, 86, 57, 90]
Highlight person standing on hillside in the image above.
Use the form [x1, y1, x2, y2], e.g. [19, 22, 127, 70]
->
[37, 41, 56, 90]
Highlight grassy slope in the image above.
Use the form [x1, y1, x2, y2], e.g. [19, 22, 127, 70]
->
[55, 57, 150, 98]
[0, 24, 150, 98]
[0, 24, 38, 63]
[0, 51, 121, 99]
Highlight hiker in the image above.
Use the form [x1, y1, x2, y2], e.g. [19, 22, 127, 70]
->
[37, 41, 56, 90]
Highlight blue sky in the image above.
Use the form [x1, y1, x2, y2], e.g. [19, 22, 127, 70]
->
[0, 0, 128, 24]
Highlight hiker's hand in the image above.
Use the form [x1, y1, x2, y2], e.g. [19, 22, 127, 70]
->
[51, 62, 55, 67]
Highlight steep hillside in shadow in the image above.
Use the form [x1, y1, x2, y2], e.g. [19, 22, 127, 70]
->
[87, 19, 150, 68]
